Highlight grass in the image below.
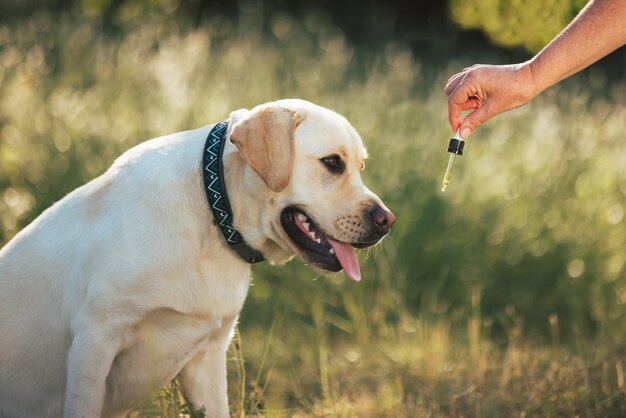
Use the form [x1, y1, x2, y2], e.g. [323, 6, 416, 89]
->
[134, 292, 626, 417]
[1, 7, 626, 418]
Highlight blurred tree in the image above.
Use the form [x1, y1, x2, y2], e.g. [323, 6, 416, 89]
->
[2, 0, 622, 76]
[449, 0, 588, 52]
[0, 0, 451, 40]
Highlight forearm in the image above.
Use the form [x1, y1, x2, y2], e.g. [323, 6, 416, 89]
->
[529, 0, 626, 95]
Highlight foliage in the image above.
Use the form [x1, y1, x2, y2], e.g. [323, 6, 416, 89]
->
[449, 0, 588, 52]
[129, 380, 206, 418]
[1, 6, 625, 417]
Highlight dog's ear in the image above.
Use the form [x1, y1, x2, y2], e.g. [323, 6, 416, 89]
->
[230, 106, 304, 192]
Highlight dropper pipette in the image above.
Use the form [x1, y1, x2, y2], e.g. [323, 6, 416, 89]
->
[441, 130, 465, 192]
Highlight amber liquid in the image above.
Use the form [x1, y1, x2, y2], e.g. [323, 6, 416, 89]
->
[441, 153, 457, 192]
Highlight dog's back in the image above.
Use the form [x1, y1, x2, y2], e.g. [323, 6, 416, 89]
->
[0, 176, 100, 416]
[0, 127, 210, 417]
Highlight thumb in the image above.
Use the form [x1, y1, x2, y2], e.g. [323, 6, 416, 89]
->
[459, 104, 492, 139]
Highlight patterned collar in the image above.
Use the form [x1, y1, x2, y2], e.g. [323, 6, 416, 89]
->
[202, 121, 265, 264]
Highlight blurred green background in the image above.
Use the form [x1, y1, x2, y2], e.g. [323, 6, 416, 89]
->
[1, 0, 626, 416]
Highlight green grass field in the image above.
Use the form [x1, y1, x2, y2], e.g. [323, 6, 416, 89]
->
[1, 9, 626, 418]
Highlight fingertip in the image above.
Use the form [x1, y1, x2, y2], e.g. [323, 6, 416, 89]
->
[460, 127, 472, 140]
[448, 116, 461, 133]
[448, 106, 461, 128]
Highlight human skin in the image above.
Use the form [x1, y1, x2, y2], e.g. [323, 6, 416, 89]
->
[445, 0, 626, 139]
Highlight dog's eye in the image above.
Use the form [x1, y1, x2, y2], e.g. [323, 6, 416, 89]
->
[321, 155, 344, 174]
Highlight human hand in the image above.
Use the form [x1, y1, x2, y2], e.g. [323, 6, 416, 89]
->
[444, 63, 538, 139]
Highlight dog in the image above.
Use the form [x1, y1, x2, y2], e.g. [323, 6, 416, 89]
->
[0, 99, 394, 418]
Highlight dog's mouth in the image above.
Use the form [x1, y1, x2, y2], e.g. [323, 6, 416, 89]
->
[280, 206, 375, 282]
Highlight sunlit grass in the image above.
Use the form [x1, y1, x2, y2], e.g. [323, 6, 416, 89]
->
[210, 292, 626, 418]
[1, 9, 626, 418]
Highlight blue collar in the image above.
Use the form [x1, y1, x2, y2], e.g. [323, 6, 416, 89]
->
[202, 121, 265, 264]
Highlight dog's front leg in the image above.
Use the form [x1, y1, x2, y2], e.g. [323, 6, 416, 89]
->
[63, 313, 126, 418]
[179, 315, 237, 418]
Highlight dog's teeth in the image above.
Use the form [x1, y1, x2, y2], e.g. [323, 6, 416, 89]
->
[303, 222, 310, 231]
[316, 238, 321, 244]
[296, 213, 307, 222]
[309, 231, 316, 240]
[329, 248, 335, 255]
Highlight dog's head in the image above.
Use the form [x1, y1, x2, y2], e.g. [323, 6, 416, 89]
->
[228, 99, 394, 282]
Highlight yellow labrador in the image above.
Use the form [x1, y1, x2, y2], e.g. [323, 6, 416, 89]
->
[0, 99, 394, 418]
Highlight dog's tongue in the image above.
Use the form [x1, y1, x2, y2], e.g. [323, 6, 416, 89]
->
[327, 238, 361, 282]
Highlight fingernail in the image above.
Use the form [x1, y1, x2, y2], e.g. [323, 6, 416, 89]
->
[461, 127, 471, 139]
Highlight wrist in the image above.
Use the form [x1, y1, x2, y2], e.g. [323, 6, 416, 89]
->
[520, 60, 542, 100]
[524, 57, 555, 99]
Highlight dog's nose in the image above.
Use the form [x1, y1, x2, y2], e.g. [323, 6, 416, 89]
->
[370, 205, 395, 233]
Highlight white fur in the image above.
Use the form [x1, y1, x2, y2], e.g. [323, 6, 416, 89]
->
[0, 99, 390, 418]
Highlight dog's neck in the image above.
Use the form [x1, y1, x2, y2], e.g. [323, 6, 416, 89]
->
[202, 122, 265, 264]
[218, 120, 295, 266]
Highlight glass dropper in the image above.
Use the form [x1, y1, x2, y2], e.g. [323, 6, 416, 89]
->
[441, 130, 465, 192]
